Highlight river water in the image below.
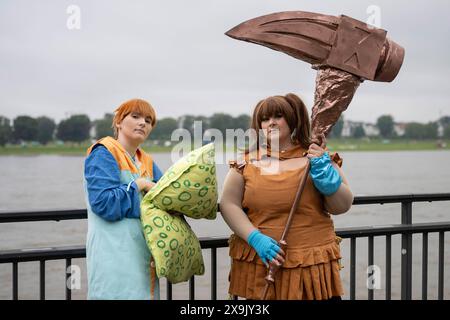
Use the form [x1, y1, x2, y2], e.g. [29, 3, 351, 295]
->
[0, 150, 449, 299]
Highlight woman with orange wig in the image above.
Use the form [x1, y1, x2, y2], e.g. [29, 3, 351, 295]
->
[83, 98, 163, 299]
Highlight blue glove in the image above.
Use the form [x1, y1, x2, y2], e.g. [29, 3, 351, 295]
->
[310, 152, 342, 196]
[247, 230, 281, 265]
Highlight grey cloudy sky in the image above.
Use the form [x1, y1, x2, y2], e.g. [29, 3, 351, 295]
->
[1, 0, 449, 124]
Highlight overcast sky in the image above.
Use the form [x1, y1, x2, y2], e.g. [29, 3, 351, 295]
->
[1, 0, 449, 124]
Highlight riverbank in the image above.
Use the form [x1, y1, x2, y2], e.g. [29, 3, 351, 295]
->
[0, 138, 449, 155]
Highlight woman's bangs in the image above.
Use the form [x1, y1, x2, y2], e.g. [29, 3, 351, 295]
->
[129, 101, 153, 119]
[256, 99, 289, 124]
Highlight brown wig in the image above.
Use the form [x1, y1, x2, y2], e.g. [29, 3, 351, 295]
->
[250, 93, 311, 150]
[112, 98, 157, 138]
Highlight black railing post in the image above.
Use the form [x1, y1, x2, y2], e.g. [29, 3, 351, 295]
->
[422, 232, 428, 300]
[189, 276, 195, 300]
[368, 236, 374, 300]
[385, 235, 391, 300]
[166, 281, 172, 300]
[211, 248, 217, 300]
[401, 201, 413, 300]
[40, 260, 45, 300]
[12, 262, 18, 300]
[65, 258, 72, 300]
[350, 237, 356, 300]
[438, 231, 445, 300]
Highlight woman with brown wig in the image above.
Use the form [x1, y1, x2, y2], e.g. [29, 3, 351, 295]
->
[220, 93, 353, 300]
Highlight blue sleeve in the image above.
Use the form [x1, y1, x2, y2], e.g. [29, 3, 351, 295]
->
[84, 146, 141, 221]
[152, 161, 164, 182]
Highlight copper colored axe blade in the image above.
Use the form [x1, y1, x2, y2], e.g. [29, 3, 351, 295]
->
[226, 11, 405, 82]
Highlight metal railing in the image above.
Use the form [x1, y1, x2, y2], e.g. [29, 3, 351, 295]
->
[1, 193, 449, 300]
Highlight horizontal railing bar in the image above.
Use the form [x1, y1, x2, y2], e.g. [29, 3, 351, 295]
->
[335, 223, 450, 237]
[0, 238, 230, 263]
[1, 222, 449, 263]
[0, 246, 85, 263]
[1, 193, 450, 223]
[352, 193, 450, 205]
[198, 236, 229, 249]
[0, 209, 87, 223]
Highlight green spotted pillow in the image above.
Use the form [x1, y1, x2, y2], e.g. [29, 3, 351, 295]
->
[141, 205, 204, 283]
[141, 143, 217, 283]
[145, 143, 218, 219]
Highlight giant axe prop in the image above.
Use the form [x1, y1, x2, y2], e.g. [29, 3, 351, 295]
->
[225, 11, 404, 300]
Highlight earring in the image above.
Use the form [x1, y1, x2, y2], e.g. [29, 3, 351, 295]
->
[290, 128, 297, 142]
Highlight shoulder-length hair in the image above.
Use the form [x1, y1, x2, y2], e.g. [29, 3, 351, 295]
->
[250, 93, 311, 151]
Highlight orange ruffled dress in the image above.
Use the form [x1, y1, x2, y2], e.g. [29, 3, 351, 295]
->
[228, 145, 344, 300]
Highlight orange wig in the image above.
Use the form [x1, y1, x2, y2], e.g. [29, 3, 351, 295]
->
[112, 98, 157, 137]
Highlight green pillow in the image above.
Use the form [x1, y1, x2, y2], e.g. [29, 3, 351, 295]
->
[145, 143, 217, 219]
[141, 205, 205, 283]
[141, 143, 217, 283]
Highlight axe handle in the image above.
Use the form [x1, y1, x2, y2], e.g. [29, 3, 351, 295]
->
[261, 160, 311, 300]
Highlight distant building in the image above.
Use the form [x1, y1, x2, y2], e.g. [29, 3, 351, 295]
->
[342, 120, 413, 138]
[341, 120, 379, 137]
[341, 121, 352, 137]
[362, 123, 379, 137]
[394, 123, 407, 137]
[89, 125, 97, 140]
[437, 122, 444, 138]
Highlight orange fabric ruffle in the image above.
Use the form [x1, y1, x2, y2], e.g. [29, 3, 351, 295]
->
[228, 235, 344, 300]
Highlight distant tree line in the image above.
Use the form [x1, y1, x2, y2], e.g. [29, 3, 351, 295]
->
[0, 113, 252, 146]
[375, 115, 444, 140]
[0, 113, 449, 147]
[329, 114, 449, 140]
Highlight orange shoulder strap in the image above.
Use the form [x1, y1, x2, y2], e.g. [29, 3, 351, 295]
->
[87, 136, 153, 178]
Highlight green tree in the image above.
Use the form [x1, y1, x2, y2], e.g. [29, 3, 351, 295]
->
[151, 117, 178, 141]
[180, 115, 209, 136]
[57, 114, 91, 143]
[376, 115, 394, 138]
[444, 126, 450, 139]
[405, 122, 437, 140]
[13, 116, 38, 142]
[210, 113, 234, 136]
[404, 122, 425, 139]
[424, 122, 438, 139]
[329, 115, 344, 138]
[234, 114, 251, 131]
[194, 115, 210, 134]
[439, 116, 450, 127]
[352, 125, 366, 139]
[0, 116, 12, 146]
[180, 115, 194, 134]
[36, 116, 56, 145]
[94, 113, 114, 139]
